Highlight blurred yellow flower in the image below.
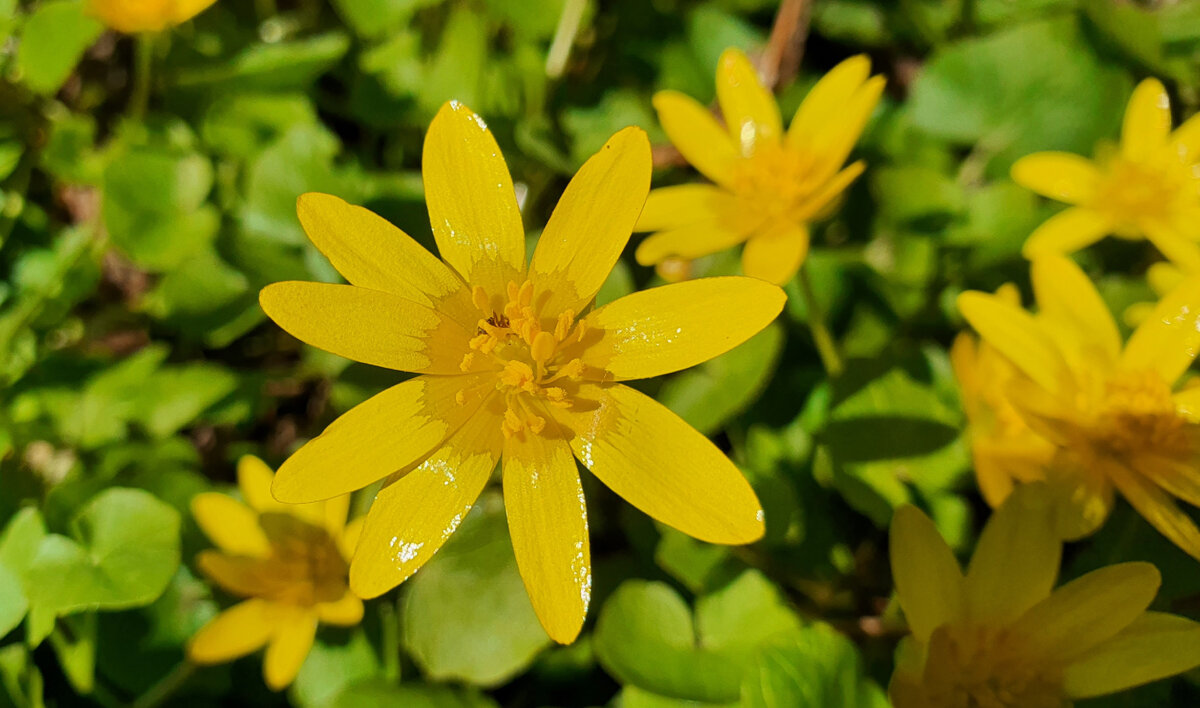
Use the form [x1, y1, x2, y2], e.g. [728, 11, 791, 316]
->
[959, 255, 1200, 555]
[87, 0, 217, 33]
[187, 456, 363, 691]
[258, 101, 782, 644]
[950, 284, 1055, 508]
[1124, 260, 1187, 327]
[633, 48, 884, 285]
[1012, 78, 1200, 267]
[888, 489, 1200, 708]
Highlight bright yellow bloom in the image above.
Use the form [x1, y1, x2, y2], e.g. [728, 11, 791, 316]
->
[258, 101, 782, 644]
[186, 456, 363, 691]
[1124, 261, 1187, 327]
[1012, 78, 1200, 267]
[950, 285, 1055, 508]
[633, 49, 884, 285]
[87, 0, 216, 33]
[888, 488, 1200, 708]
[958, 255, 1200, 555]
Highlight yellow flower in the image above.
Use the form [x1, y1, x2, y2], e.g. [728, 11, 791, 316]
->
[1012, 78, 1200, 267]
[632, 48, 884, 285]
[258, 101, 783, 644]
[1124, 261, 1187, 327]
[958, 255, 1200, 555]
[950, 285, 1055, 508]
[186, 456, 363, 691]
[888, 488, 1200, 708]
[87, 0, 216, 33]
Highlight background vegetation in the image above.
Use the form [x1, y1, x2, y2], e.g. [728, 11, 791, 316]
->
[2, 0, 1200, 705]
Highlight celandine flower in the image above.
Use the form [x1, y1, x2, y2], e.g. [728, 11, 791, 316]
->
[633, 48, 884, 285]
[889, 488, 1200, 708]
[87, 0, 217, 33]
[1013, 78, 1200, 267]
[259, 101, 783, 643]
[187, 456, 362, 690]
[959, 255, 1200, 554]
[950, 285, 1054, 508]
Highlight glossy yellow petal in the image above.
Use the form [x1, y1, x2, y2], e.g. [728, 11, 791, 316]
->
[551, 383, 763, 544]
[238, 455, 281, 513]
[716, 48, 781, 155]
[1021, 207, 1112, 258]
[1120, 276, 1200, 385]
[531, 127, 651, 316]
[579, 277, 785, 381]
[1044, 463, 1115, 541]
[652, 90, 739, 187]
[168, 0, 217, 25]
[1122, 78, 1172, 161]
[888, 505, 964, 643]
[321, 493, 351, 536]
[634, 216, 762, 266]
[1135, 454, 1200, 508]
[1013, 562, 1160, 661]
[1170, 112, 1200, 164]
[887, 637, 930, 708]
[634, 184, 744, 233]
[296, 193, 476, 327]
[187, 599, 276, 664]
[423, 101, 526, 292]
[956, 291, 1070, 396]
[316, 591, 364, 627]
[338, 517, 364, 561]
[963, 486, 1060, 624]
[196, 551, 269, 597]
[740, 220, 809, 285]
[787, 55, 871, 153]
[1142, 220, 1200, 270]
[263, 607, 318, 691]
[190, 493, 269, 557]
[503, 418, 590, 644]
[1064, 612, 1200, 699]
[1030, 256, 1120, 367]
[805, 75, 885, 186]
[273, 374, 492, 503]
[259, 282, 474, 375]
[349, 404, 503, 598]
[1109, 461, 1200, 561]
[1148, 261, 1186, 296]
[792, 160, 866, 223]
[1010, 152, 1101, 204]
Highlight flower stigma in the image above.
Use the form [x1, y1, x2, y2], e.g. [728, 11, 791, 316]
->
[457, 279, 589, 439]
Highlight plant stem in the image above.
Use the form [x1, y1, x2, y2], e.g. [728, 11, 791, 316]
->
[799, 265, 843, 378]
[545, 0, 587, 78]
[129, 33, 156, 120]
[132, 662, 194, 708]
[380, 596, 401, 682]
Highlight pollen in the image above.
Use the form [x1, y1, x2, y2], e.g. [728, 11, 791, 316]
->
[461, 279, 590, 439]
[1089, 369, 1190, 458]
[920, 624, 1064, 708]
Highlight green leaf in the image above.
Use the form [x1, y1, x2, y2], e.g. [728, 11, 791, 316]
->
[16, 0, 103, 95]
[0, 564, 25, 639]
[740, 624, 889, 708]
[909, 18, 1130, 174]
[293, 629, 380, 708]
[401, 494, 550, 687]
[326, 680, 500, 708]
[101, 148, 217, 270]
[660, 323, 785, 436]
[175, 33, 351, 92]
[594, 571, 803, 703]
[25, 488, 181, 616]
[48, 614, 95, 694]
[418, 6, 488, 115]
[616, 686, 735, 708]
[330, 0, 430, 39]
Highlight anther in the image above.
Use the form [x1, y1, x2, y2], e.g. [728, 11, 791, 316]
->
[531, 331, 556, 365]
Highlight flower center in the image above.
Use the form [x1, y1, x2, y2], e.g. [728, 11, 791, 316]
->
[1092, 157, 1191, 232]
[730, 144, 822, 217]
[256, 514, 349, 606]
[921, 625, 1065, 708]
[1087, 369, 1190, 458]
[458, 280, 587, 439]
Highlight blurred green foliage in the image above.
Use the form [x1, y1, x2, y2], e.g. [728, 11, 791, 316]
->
[0, 0, 1199, 706]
